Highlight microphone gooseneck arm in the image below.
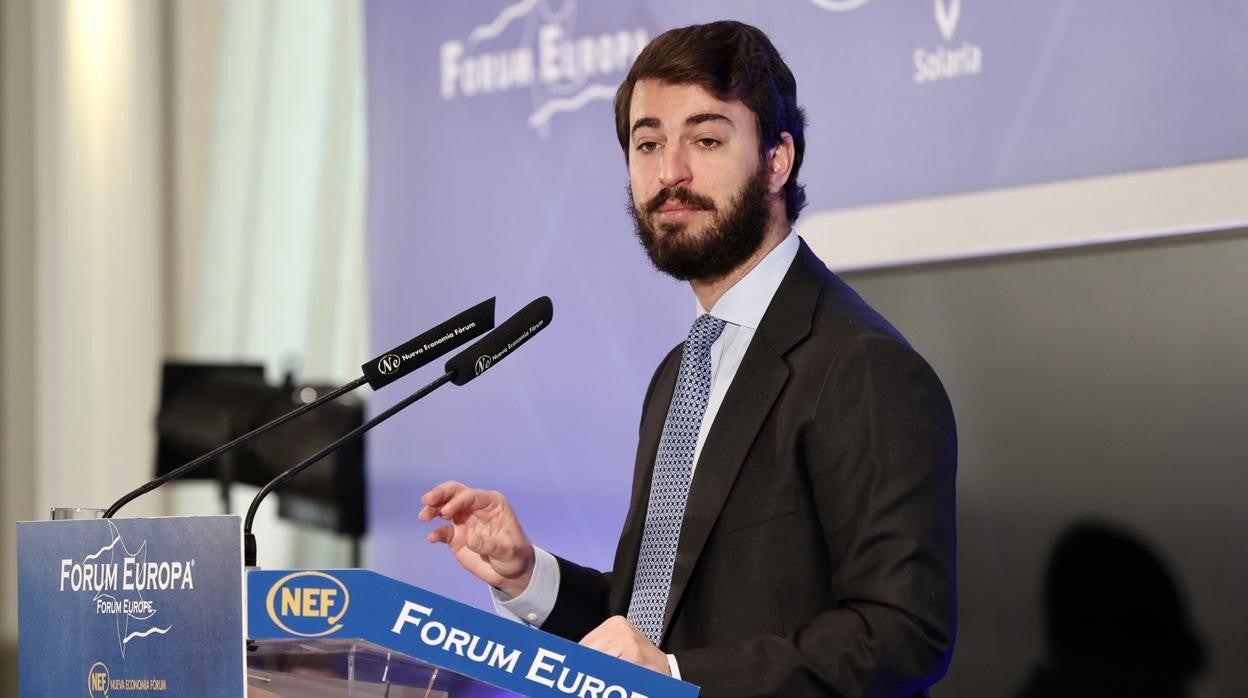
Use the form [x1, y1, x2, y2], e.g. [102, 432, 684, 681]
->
[104, 298, 496, 520]
[243, 371, 454, 567]
[104, 375, 369, 519]
[242, 296, 551, 567]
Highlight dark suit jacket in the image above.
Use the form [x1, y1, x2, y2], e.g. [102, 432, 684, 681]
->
[543, 241, 958, 697]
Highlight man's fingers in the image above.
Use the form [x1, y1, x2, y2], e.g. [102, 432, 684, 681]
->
[465, 526, 508, 558]
[438, 488, 478, 519]
[579, 633, 623, 658]
[427, 524, 455, 544]
[578, 630, 606, 650]
[419, 483, 483, 521]
[579, 616, 621, 647]
[440, 488, 498, 519]
[420, 481, 465, 508]
[578, 617, 666, 674]
[579, 617, 647, 660]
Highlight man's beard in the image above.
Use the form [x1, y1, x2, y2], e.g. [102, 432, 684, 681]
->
[628, 162, 771, 282]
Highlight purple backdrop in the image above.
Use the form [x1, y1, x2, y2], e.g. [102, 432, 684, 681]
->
[363, 0, 1248, 605]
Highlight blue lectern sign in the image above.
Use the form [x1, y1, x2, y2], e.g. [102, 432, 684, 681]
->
[18, 516, 245, 696]
[249, 569, 698, 697]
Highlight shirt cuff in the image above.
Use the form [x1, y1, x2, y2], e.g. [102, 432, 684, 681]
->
[490, 546, 560, 627]
[666, 653, 681, 680]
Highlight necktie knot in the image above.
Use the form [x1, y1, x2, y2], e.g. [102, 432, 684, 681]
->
[686, 314, 726, 356]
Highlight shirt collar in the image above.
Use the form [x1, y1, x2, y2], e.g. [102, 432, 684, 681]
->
[697, 231, 800, 330]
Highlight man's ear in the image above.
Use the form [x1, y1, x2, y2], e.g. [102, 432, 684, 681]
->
[767, 132, 795, 195]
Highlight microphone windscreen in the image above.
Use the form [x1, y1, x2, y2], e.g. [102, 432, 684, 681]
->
[362, 298, 495, 390]
[445, 296, 553, 386]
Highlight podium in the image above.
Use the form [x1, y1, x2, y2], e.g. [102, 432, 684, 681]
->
[247, 638, 500, 697]
[18, 516, 697, 697]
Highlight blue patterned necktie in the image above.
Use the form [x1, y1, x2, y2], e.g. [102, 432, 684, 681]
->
[627, 313, 727, 645]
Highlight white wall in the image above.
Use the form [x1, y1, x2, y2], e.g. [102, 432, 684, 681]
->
[1, 3, 367, 692]
[1, 0, 39, 685]
[163, 0, 368, 567]
[1, 0, 167, 688]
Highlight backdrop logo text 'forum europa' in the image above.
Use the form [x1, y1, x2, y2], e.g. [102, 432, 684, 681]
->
[439, 0, 648, 137]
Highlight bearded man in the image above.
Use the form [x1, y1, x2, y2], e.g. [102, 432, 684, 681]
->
[420, 20, 957, 698]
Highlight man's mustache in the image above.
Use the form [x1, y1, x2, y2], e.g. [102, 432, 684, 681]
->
[644, 187, 717, 216]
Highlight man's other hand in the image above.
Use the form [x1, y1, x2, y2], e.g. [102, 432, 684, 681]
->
[579, 616, 670, 675]
[419, 481, 535, 598]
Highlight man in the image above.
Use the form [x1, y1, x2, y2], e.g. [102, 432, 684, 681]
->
[420, 21, 957, 697]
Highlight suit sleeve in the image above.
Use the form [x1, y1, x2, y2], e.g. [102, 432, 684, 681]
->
[540, 556, 614, 641]
[674, 334, 958, 697]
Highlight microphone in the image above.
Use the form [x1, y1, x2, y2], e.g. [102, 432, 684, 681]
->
[361, 297, 495, 390]
[445, 296, 552, 385]
[243, 297, 553, 566]
[103, 298, 496, 518]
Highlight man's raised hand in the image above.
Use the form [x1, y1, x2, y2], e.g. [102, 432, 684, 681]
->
[419, 481, 536, 598]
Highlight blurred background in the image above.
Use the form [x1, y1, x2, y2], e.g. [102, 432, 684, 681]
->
[2, 1, 1245, 696]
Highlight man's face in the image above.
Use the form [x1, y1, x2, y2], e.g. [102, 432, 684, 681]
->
[626, 80, 772, 282]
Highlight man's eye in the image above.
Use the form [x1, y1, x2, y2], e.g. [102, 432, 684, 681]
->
[697, 138, 721, 149]
[636, 141, 659, 154]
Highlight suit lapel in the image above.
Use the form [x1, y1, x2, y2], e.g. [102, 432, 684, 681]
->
[611, 347, 681, 613]
[660, 241, 827, 635]
[660, 338, 789, 633]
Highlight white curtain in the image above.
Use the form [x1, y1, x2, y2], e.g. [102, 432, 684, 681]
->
[167, 0, 369, 566]
[1, 3, 369, 685]
[174, 0, 367, 379]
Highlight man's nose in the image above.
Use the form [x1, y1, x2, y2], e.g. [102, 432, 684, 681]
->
[658, 146, 692, 188]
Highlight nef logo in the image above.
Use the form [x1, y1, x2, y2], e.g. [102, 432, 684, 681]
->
[474, 355, 492, 376]
[378, 354, 402, 375]
[88, 661, 110, 697]
[265, 571, 350, 638]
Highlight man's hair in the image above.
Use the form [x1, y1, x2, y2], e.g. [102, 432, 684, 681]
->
[614, 21, 808, 222]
